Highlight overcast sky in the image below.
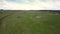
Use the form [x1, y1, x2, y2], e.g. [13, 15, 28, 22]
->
[0, 0, 60, 10]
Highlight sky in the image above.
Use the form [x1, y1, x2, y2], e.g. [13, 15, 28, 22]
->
[0, 0, 60, 10]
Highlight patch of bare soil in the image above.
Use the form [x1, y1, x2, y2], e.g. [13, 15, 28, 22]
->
[36, 16, 42, 18]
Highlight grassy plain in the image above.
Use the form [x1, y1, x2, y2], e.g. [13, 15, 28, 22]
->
[0, 10, 60, 34]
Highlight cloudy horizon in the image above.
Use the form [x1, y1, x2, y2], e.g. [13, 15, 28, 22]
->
[0, 0, 60, 10]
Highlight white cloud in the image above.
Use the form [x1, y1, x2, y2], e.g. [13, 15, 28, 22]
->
[1, 0, 60, 10]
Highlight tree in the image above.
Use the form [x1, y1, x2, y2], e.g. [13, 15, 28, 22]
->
[0, 9, 3, 14]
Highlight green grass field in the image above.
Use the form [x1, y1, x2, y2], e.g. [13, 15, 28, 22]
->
[0, 11, 60, 34]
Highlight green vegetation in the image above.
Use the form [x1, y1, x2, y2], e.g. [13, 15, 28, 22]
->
[0, 11, 60, 34]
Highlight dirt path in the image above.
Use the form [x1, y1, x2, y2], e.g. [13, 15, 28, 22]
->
[0, 13, 15, 34]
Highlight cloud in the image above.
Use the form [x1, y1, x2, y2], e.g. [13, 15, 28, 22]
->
[3, 1, 33, 10]
[1, 0, 60, 10]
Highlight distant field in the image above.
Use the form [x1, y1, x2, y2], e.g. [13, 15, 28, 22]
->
[0, 10, 60, 34]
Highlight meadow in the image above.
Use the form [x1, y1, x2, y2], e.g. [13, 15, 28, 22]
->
[0, 10, 60, 34]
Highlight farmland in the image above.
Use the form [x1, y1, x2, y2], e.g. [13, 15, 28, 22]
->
[0, 10, 60, 34]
